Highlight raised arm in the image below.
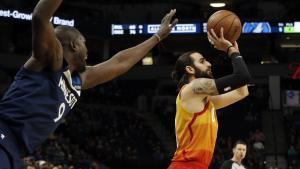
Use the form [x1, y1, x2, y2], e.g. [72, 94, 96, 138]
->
[80, 9, 178, 89]
[24, 0, 63, 71]
[184, 28, 251, 109]
[209, 85, 248, 109]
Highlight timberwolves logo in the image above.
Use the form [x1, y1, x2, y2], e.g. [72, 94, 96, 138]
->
[242, 22, 271, 33]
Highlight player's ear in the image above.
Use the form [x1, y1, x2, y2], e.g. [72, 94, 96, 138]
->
[232, 148, 235, 154]
[70, 40, 80, 52]
[185, 66, 194, 74]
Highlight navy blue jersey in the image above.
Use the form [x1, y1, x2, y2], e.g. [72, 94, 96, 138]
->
[0, 67, 81, 154]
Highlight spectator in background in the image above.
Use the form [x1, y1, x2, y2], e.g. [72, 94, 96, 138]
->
[24, 156, 36, 169]
[251, 129, 265, 151]
[89, 161, 100, 169]
[220, 140, 247, 169]
[287, 145, 298, 169]
[251, 129, 265, 143]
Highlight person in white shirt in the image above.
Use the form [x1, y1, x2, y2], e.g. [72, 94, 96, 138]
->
[220, 140, 247, 169]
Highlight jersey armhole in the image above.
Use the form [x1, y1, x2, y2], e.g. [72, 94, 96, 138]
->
[71, 72, 83, 90]
[178, 85, 187, 100]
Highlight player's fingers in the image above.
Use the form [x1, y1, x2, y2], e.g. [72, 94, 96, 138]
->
[207, 34, 215, 45]
[170, 18, 178, 28]
[207, 31, 212, 40]
[210, 29, 218, 40]
[234, 41, 239, 50]
[161, 11, 170, 23]
[169, 9, 176, 18]
[207, 31, 216, 42]
[220, 27, 224, 39]
[207, 31, 211, 38]
[166, 9, 176, 23]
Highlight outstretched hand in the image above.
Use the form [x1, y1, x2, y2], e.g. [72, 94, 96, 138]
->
[156, 9, 178, 41]
[207, 28, 239, 54]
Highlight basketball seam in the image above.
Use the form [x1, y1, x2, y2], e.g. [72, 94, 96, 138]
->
[225, 16, 237, 40]
[211, 14, 234, 31]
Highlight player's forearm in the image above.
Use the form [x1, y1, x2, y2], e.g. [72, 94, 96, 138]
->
[215, 53, 251, 94]
[112, 35, 159, 70]
[235, 85, 249, 97]
[32, 0, 62, 21]
[230, 52, 251, 83]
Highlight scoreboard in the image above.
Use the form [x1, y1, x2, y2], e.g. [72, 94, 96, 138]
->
[1, 8, 300, 35]
[112, 22, 300, 35]
[283, 22, 300, 33]
[111, 23, 201, 35]
[242, 22, 300, 33]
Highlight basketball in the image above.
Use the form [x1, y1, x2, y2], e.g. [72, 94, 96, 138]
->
[207, 10, 242, 43]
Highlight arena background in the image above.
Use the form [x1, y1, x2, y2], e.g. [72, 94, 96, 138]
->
[0, 0, 300, 169]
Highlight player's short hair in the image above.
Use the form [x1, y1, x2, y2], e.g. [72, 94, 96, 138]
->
[54, 26, 82, 47]
[233, 139, 247, 148]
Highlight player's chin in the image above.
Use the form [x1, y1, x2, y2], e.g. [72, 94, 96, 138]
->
[77, 65, 86, 73]
[207, 71, 214, 78]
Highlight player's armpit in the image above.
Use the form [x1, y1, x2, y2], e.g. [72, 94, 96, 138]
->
[191, 78, 219, 95]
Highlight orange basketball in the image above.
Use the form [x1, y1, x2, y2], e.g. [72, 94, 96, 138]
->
[207, 10, 242, 43]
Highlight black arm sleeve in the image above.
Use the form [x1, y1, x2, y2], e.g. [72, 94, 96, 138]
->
[215, 52, 251, 94]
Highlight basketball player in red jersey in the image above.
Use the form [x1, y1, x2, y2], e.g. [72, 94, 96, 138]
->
[168, 28, 251, 169]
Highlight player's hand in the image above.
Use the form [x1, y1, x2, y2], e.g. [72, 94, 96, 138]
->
[155, 9, 178, 41]
[207, 27, 239, 54]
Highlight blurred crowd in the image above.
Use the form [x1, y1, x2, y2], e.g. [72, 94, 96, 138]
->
[284, 108, 300, 169]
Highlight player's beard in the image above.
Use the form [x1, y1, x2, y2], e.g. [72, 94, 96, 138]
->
[194, 67, 214, 79]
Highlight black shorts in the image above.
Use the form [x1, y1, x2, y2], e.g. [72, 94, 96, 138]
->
[0, 120, 24, 169]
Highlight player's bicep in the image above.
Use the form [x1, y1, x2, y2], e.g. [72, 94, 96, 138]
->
[32, 16, 59, 63]
[190, 78, 219, 96]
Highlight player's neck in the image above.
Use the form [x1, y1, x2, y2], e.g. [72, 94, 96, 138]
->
[68, 65, 75, 73]
[188, 76, 196, 82]
[231, 157, 242, 165]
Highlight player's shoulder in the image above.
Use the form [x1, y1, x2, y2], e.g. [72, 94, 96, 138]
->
[220, 160, 234, 169]
[223, 159, 233, 165]
[181, 81, 207, 99]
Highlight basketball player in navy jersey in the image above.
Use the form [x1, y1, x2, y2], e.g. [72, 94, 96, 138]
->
[0, 0, 178, 168]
